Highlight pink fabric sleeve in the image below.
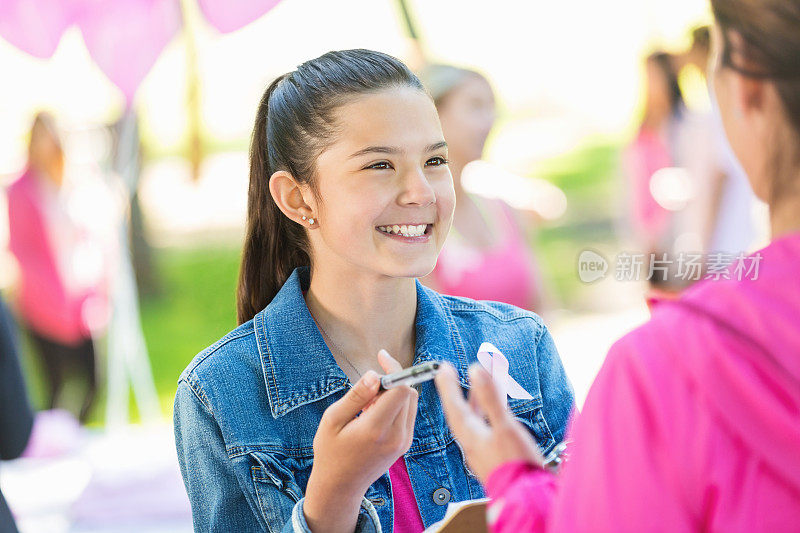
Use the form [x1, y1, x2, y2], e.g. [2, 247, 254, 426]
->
[483, 323, 703, 532]
[549, 330, 700, 531]
[485, 461, 556, 533]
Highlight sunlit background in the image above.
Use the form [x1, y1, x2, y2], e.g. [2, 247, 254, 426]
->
[0, 0, 758, 531]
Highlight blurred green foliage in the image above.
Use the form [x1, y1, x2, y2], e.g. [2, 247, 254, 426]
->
[13, 246, 240, 425]
[532, 139, 622, 304]
[140, 245, 241, 413]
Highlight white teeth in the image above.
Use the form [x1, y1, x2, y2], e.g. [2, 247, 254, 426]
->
[378, 224, 429, 237]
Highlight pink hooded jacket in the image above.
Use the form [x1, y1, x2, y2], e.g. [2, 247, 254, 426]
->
[486, 231, 800, 532]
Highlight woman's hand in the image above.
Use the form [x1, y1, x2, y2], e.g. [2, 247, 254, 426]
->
[304, 350, 418, 533]
[435, 362, 544, 483]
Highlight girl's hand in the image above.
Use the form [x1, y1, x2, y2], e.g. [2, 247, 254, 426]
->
[435, 362, 544, 483]
[304, 350, 418, 533]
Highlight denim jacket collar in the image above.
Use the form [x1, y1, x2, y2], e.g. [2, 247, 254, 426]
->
[256, 267, 471, 418]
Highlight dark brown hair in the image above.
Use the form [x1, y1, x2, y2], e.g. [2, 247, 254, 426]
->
[711, 0, 800, 135]
[237, 49, 424, 324]
[691, 26, 711, 54]
[648, 52, 685, 117]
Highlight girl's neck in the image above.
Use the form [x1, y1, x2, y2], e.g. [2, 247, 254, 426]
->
[31, 159, 63, 188]
[641, 108, 670, 134]
[305, 265, 418, 370]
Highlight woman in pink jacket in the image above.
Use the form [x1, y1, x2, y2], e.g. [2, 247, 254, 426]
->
[435, 0, 800, 530]
[6, 113, 106, 423]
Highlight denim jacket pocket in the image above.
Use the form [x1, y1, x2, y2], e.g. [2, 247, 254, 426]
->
[510, 401, 556, 454]
[453, 438, 480, 481]
[249, 452, 306, 532]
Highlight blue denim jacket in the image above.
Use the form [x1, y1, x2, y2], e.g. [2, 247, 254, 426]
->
[174, 267, 574, 532]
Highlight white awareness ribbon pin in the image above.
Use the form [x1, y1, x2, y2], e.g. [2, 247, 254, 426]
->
[476, 342, 533, 408]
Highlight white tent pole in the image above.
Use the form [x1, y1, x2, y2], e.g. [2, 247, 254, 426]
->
[105, 107, 160, 428]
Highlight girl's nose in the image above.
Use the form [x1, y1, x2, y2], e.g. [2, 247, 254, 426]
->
[399, 167, 436, 207]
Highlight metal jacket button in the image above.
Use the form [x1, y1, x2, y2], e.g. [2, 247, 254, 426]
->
[433, 487, 451, 506]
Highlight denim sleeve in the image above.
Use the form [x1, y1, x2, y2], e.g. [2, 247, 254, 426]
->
[287, 497, 382, 533]
[535, 325, 575, 444]
[175, 380, 383, 533]
[174, 380, 272, 532]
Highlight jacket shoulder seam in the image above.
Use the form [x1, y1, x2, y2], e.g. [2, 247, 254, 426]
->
[181, 326, 254, 379]
[178, 376, 215, 416]
[447, 300, 544, 329]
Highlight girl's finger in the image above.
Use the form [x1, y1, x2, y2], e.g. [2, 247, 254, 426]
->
[360, 386, 410, 428]
[395, 391, 419, 450]
[405, 388, 418, 434]
[469, 389, 486, 419]
[326, 371, 381, 428]
[393, 395, 410, 428]
[362, 396, 379, 412]
[469, 364, 511, 428]
[377, 349, 403, 374]
[384, 395, 412, 451]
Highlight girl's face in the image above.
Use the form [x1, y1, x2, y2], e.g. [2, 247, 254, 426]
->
[645, 59, 671, 118]
[306, 86, 455, 279]
[437, 75, 496, 165]
[30, 122, 64, 186]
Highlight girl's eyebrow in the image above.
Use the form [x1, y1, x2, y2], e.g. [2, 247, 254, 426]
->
[348, 141, 447, 159]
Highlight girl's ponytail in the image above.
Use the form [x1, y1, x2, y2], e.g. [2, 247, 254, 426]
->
[237, 75, 310, 324]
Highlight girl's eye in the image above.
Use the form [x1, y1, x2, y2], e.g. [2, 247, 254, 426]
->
[426, 156, 450, 167]
[366, 161, 393, 170]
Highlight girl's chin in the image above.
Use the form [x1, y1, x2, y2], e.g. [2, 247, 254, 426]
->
[378, 257, 437, 280]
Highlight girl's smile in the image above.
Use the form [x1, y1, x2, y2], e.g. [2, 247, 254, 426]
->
[376, 223, 433, 241]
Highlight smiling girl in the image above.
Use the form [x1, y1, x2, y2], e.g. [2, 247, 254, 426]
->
[173, 49, 573, 533]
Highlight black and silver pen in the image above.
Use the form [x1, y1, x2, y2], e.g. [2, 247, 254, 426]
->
[380, 361, 441, 390]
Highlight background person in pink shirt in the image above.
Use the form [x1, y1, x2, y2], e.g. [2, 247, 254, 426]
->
[6, 113, 107, 423]
[420, 65, 547, 312]
[622, 51, 683, 259]
[435, 0, 800, 530]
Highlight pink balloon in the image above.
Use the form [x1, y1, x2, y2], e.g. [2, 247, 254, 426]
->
[0, 0, 77, 58]
[0, 0, 282, 102]
[197, 0, 282, 33]
[75, 0, 182, 104]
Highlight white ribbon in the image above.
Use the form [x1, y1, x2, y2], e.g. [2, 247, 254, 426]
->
[476, 342, 533, 408]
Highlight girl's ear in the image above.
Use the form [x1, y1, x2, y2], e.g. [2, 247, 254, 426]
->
[269, 170, 316, 224]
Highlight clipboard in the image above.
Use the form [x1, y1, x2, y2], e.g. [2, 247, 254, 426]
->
[422, 498, 489, 533]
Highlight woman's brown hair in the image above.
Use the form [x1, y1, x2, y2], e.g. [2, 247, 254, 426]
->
[711, 0, 800, 135]
[236, 50, 425, 324]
